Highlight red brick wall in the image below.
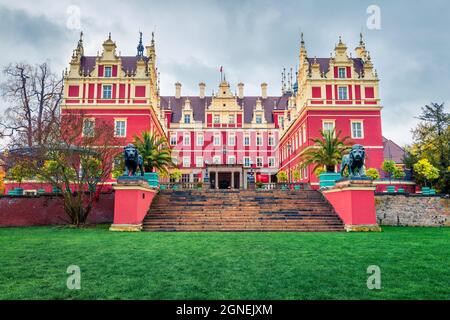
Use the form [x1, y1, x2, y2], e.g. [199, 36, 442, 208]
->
[0, 193, 114, 227]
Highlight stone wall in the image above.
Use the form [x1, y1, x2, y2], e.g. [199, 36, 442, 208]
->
[0, 193, 114, 227]
[375, 194, 449, 227]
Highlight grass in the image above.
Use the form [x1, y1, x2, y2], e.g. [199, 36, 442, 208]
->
[0, 226, 449, 300]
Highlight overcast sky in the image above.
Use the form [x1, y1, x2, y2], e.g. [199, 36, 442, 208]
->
[0, 0, 449, 146]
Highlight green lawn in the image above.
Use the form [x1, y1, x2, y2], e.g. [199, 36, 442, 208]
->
[0, 226, 448, 300]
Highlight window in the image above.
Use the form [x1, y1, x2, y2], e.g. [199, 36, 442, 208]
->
[184, 114, 191, 124]
[82, 118, 95, 137]
[244, 157, 251, 167]
[183, 133, 190, 146]
[256, 157, 263, 167]
[171, 156, 178, 166]
[214, 115, 220, 124]
[213, 156, 221, 165]
[302, 125, 307, 143]
[338, 87, 348, 100]
[196, 133, 204, 146]
[228, 156, 236, 165]
[351, 121, 364, 139]
[182, 156, 190, 168]
[279, 116, 285, 129]
[268, 157, 275, 168]
[170, 133, 177, 146]
[182, 174, 190, 183]
[228, 133, 236, 146]
[243, 134, 250, 146]
[102, 85, 112, 99]
[114, 119, 126, 137]
[196, 156, 204, 167]
[228, 115, 235, 124]
[213, 133, 221, 146]
[105, 66, 112, 78]
[256, 133, 263, 146]
[338, 67, 346, 79]
[323, 121, 335, 134]
[268, 134, 275, 146]
[256, 114, 262, 124]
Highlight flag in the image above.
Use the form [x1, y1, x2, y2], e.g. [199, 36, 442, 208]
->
[220, 66, 223, 73]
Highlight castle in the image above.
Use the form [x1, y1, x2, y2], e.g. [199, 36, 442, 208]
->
[62, 31, 383, 189]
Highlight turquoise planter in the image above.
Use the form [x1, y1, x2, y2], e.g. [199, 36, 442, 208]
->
[387, 186, 396, 193]
[422, 187, 430, 195]
[294, 186, 301, 191]
[144, 172, 159, 188]
[398, 188, 405, 194]
[319, 173, 342, 188]
[52, 186, 61, 194]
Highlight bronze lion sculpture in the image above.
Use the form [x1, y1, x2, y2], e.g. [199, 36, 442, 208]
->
[123, 144, 144, 177]
[340, 144, 366, 178]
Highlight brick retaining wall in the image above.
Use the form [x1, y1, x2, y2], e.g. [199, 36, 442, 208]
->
[375, 194, 449, 227]
[0, 193, 114, 227]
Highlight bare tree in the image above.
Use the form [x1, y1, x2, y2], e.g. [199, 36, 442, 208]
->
[0, 62, 63, 148]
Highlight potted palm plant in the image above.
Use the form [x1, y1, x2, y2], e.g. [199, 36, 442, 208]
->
[134, 132, 174, 188]
[300, 129, 351, 188]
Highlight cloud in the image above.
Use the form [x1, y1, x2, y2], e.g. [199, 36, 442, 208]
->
[0, 0, 449, 147]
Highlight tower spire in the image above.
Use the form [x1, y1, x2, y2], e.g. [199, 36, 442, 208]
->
[137, 31, 144, 57]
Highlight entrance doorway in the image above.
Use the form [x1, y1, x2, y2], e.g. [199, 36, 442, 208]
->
[218, 172, 232, 189]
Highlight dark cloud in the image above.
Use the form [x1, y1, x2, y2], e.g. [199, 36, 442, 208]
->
[0, 0, 448, 146]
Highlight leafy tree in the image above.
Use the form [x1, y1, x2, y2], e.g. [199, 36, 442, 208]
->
[414, 159, 440, 187]
[366, 168, 380, 180]
[169, 168, 182, 182]
[0, 168, 6, 194]
[276, 171, 288, 183]
[392, 166, 406, 180]
[6, 162, 33, 187]
[7, 113, 124, 226]
[382, 160, 396, 183]
[293, 169, 301, 181]
[408, 103, 449, 193]
[134, 131, 174, 174]
[299, 130, 352, 173]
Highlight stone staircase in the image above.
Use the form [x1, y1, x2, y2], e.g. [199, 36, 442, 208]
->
[143, 189, 344, 232]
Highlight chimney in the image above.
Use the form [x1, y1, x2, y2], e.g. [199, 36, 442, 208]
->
[237, 83, 244, 99]
[199, 82, 206, 99]
[261, 83, 268, 99]
[175, 82, 181, 99]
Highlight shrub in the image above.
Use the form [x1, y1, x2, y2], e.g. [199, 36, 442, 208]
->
[366, 168, 380, 180]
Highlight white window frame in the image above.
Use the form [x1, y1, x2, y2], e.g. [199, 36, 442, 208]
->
[184, 114, 191, 124]
[114, 119, 127, 137]
[255, 114, 263, 124]
[213, 155, 221, 165]
[228, 114, 235, 124]
[228, 156, 236, 165]
[243, 157, 251, 167]
[182, 156, 190, 168]
[322, 120, 335, 134]
[302, 125, 307, 143]
[213, 133, 221, 146]
[268, 134, 275, 146]
[351, 120, 364, 139]
[213, 114, 220, 124]
[196, 132, 204, 146]
[256, 133, 263, 146]
[256, 157, 263, 168]
[338, 86, 348, 100]
[243, 134, 250, 146]
[102, 85, 112, 99]
[183, 133, 191, 146]
[338, 67, 346, 79]
[228, 133, 236, 146]
[196, 156, 204, 168]
[268, 157, 276, 168]
[170, 133, 177, 146]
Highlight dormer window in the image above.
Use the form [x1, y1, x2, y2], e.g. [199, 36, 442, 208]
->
[105, 66, 112, 78]
[338, 67, 346, 79]
[184, 114, 191, 124]
[256, 114, 262, 124]
[228, 115, 235, 124]
[214, 115, 220, 124]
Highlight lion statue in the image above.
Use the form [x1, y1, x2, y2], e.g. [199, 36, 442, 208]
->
[340, 144, 366, 178]
[123, 144, 144, 177]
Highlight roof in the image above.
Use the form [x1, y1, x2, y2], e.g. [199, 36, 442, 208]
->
[307, 57, 364, 75]
[79, 55, 148, 74]
[160, 94, 292, 124]
[383, 137, 406, 163]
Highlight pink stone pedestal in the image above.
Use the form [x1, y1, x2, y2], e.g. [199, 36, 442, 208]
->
[109, 179, 157, 232]
[322, 180, 381, 232]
